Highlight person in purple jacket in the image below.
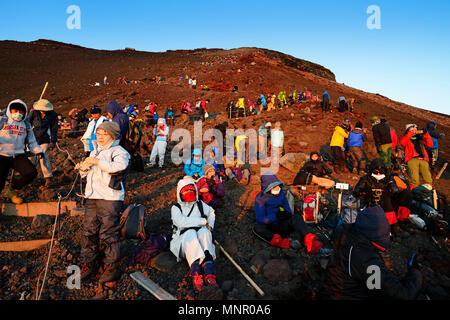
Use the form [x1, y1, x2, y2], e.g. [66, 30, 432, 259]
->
[348, 121, 367, 175]
[105, 100, 129, 147]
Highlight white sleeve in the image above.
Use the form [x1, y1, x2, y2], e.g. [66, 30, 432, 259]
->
[97, 149, 130, 174]
[171, 205, 207, 229]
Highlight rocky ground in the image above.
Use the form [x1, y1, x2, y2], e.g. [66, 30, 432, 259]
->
[0, 40, 449, 301]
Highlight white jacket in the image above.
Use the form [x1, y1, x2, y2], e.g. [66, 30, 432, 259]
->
[0, 99, 43, 158]
[170, 179, 215, 264]
[81, 116, 107, 152]
[80, 140, 130, 201]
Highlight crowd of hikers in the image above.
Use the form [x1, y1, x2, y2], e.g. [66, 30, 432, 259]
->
[0, 86, 447, 300]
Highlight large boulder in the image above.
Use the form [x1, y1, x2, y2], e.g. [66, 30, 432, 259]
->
[279, 153, 307, 173]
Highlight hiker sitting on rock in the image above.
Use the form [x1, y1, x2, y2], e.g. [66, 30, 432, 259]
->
[223, 148, 251, 185]
[0, 99, 44, 204]
[196, 164, 225, 209]
[76, 121, 130, 284]
[184, 148, 206, 180]
[170, 178, 219, 292]
[253, 173, 326, 254]
[206, 147, 226, 180]
[353, 159, 413, 226]
[320, 206, 422, 300]
[292, 152, 335, 189]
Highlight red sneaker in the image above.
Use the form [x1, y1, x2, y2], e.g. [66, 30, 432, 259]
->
[204, 274, 220, 289]
[192, 273, 204, 292]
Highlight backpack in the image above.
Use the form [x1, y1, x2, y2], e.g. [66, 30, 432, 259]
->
[302, 194, 321, 224]
[130, 233, 170, 266]
[340, 194, 360, 224]
[123, 120, 142, 154]
[120, 204, 147, 240]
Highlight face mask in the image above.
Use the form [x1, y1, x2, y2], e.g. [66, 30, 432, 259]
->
[11, 113, 24, 122]
[181, 190, 196, 203]
[271, 188, 281, 196]
[372, 173, 386, 181]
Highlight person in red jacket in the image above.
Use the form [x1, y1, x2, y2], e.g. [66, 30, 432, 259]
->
[400, 124, 433, 188]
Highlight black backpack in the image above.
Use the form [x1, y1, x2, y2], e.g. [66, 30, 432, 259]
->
[120, 204, 147, 240]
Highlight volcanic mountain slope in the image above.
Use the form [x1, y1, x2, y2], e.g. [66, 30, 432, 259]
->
[0, 40, 449, 301]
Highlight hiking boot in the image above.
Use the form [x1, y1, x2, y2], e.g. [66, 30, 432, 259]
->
[81, 261, 99, 281]
[204, 274, 220, 289]
[192, 273, 204, 292]
[6, 189, 23, 204]
[99, 264, 121, 283]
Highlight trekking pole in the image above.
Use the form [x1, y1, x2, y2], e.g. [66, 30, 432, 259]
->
[39, 82, 49, 100]
[433, 162, 448, 210]
[336, 183, 349, 216]
[214, 239, 265, 296]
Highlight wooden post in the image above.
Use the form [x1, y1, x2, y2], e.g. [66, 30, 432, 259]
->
[214, 240, 265, 296]
[39, 82, 49, 100]
[433, 163, 448, 210]
[130, 272, 176, 300]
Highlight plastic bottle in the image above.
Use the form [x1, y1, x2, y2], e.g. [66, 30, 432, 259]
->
[409, 214, 426, 229]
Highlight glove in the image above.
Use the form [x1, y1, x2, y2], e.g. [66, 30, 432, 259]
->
[304, 233, 323, 254]
[36, 153, 44, 160]
[408, 253, 420, 270]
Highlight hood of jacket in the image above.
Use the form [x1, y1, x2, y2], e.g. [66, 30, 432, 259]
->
[354, 206, 390, 250]
[260, 174, 283, 195]
[105, 100, 124, 118]
[176, 178, 199, 205]
[7, 99, 28, 121]
[310, 151, 321, 162]
[426, 121, 436, 131]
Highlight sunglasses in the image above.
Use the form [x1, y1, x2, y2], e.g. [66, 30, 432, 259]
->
[372, 170, 383, 175]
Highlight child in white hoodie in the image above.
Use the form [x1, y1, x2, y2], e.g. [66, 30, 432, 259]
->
[0, 99, 43, 204]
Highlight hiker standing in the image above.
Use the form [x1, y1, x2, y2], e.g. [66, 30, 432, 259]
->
[81, 106, 107, 158]
[322, 91, 330, 112]
[330, 123, 350, 173]
[28, 99, 59, 187]
[258, 122, 272, 160]
[199, 99, 209, 121]
[348, 121, 367, 175]
[320, 207, 422, 300]
[77, 121, 130, 284]
[400, 124, 434, 187]
[271, 122, 284, 159]
[337, 96, 348, 112]
[170, 178, 219, 292]
[165, 105, 175, 126]
[192, 77, 197, 89]
[0, 100, 43, 204]
[148, 118, 169, 168]
[260, 94, 267, 112]
[253, 174, 325, 253]
[370, 116, 393, 170]
[425, 121, 445, 170]
[105, 100, 129, 146]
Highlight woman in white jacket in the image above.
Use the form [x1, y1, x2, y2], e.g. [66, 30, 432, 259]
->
[76, 121, 130, 284]
[170, 178, 219, 292]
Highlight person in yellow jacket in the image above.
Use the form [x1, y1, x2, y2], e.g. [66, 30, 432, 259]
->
[267, 95, 276, 111]
[238, 97, 246, 117]
[330, 123, 350, 173]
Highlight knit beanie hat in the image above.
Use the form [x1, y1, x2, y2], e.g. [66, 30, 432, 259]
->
[96, 121, 119, 139]
[354, 207, 390, 250]
[203, 164, 215, 176]
[370, 116, 379, 124]
[33, 99, 54, 111]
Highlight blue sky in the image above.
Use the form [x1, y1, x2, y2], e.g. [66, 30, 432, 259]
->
[1, 0, 449, 114]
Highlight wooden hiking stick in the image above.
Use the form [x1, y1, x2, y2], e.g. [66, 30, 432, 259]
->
[39, 82, 49, 100]
[214, 239, 265, 296]
[433, 162, 448, 210]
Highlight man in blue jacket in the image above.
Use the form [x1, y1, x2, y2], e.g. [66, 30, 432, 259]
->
[425, 121, 445, 170]
[253, 173, 325, 254]
[105, 100, 129, 146]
